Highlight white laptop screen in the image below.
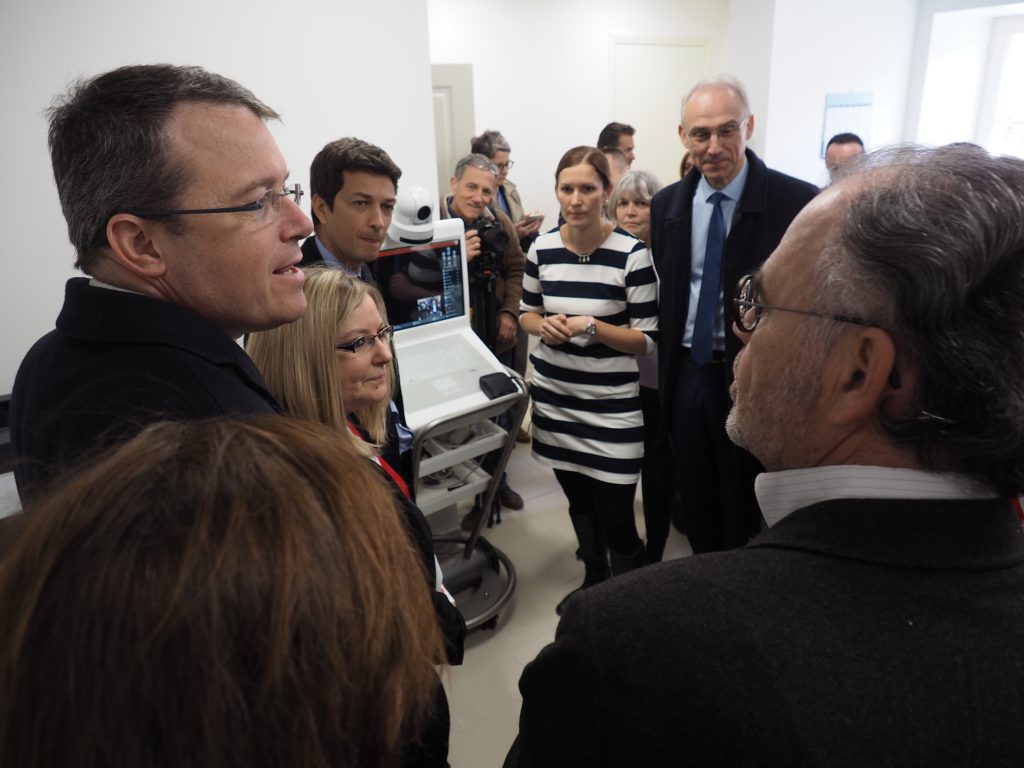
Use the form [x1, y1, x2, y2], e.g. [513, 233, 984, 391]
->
[375, 235, 466, 331]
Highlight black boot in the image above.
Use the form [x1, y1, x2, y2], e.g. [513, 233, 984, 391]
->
[609, 543, 646, 576]
[556, 513, 609, 615]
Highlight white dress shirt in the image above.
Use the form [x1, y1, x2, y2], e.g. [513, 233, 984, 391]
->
[755, 465, 999, 528]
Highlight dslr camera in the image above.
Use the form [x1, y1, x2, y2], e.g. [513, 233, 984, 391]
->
[470, 217, 510, 282]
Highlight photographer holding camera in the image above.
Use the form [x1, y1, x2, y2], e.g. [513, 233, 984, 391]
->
[441, 154, 525, 362]
[441, 153, 527, 514]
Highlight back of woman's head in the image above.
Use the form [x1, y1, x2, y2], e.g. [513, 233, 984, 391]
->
[0, 416, 443, 768]
[247, 268, 393, 444]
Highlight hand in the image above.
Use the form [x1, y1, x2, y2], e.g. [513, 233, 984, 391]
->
[515, 216, 543, 239]
[539, 313, 572, 345]
[465, 229, 481, 262]
[497, 313, 517, 346]
[565, 315, 593, 337]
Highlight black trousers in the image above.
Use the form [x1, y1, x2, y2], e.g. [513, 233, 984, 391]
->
[553, 469, 642, 555]
[668, 351, 762, 553]
[639, 385, 676, 562]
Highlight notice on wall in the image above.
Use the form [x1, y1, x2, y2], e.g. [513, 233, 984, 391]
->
[821, 93, 873, 157]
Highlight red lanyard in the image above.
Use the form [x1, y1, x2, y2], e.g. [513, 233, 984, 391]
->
[348, 421, 410, 498]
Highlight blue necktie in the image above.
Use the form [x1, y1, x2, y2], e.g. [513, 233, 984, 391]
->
[691, 191, 726, 366]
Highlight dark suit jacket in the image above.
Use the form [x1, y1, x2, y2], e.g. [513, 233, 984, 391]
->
[650, 150, 817, 410]
[11, 278, 279, 499]
[299, 235, 376, 284]
[506, 496, 1024, 767]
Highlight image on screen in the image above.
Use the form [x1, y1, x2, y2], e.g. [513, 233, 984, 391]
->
[374, 238, 465, 331]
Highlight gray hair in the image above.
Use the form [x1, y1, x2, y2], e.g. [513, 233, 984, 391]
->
[48, 64, 278, 273]
[608, 170, 663, 215]
[470, 130, 510, 158]
[681, 73, 751, 122]
[816, 144, 1024, 494]
[453, 153, 499, 181]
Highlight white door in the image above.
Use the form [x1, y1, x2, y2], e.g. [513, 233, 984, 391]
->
[432, 64, 476, 204]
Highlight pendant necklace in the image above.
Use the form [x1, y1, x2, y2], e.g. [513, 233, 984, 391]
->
[573, 222, 611, 263]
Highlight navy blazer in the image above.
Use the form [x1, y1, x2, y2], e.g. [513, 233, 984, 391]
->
[506, 496, 1024, 766]
[11, 279, 280, 499]
[650, 150, 816, 411]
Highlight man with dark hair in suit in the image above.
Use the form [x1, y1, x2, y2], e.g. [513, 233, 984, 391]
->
[651, 73, 817, 554]
[506, 144, 1024, 766]
[302, 137, 402, 281]
[12, 64, 311, 500]
[597, 121, 636, 165]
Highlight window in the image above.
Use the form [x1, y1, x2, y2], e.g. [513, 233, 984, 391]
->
[978, 15, 1024, 157]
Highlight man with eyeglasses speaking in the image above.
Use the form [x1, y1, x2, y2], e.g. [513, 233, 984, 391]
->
[650, 73, 818, 555]
[11, 64, 312, 500]
[507, 144, 1024, 766]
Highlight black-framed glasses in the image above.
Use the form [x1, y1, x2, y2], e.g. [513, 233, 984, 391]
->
[120, 184, 304, 223]
[685, 118, 748, 146]
[334, 326, 395, 355]
[733, 272, 876, 333]
[495, 160, 515, 171]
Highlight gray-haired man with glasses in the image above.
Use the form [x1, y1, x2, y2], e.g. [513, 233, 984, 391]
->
[649, 73, 817, 555]
[11, 64, 312, 500]
[507, 144, 1024, 766]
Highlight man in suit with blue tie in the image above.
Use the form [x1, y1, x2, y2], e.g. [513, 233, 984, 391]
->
[650, 74, 817, 553]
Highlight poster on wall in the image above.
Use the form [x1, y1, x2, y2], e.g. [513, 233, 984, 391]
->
[821, 92, 873, 157]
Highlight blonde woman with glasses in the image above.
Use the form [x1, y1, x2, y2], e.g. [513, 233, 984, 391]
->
[247, 268, 466, 765]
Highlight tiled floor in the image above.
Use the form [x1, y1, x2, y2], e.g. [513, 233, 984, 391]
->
[440, 435, 693, 767]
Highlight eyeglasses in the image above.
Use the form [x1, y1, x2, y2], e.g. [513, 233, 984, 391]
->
[733, 272, 901, 389]
[685, 119, 748, 146]
[733, 272, 876, 333]
[120, 184, 304, 223]
[334, 326, 395, 354]
[495, 161, 514, 171]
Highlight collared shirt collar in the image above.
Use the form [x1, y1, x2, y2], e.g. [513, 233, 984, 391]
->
[695, 157, 749, 205]
[314, 236, 361, 278]
[88, 278, 143, 295]
[756, 465, 999, 528]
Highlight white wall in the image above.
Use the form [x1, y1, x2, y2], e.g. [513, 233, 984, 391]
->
[427, 0, 728, 228]
[762, 0, 919, 187]
[721, 0, 778, 159]
[0, 0, 438, 396]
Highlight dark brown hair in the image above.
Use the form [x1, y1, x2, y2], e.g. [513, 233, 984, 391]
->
[597, 121, 635, 150]
[0, 416, 444, 768]
[555, 145, 612, 191]
[309, 137, 402, 229]
[48, 64, 278, 272]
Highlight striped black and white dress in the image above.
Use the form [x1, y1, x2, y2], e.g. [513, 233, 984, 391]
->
[521, 227, 659, 485]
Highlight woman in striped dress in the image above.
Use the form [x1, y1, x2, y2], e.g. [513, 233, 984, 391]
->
[519, 146, 659, 614]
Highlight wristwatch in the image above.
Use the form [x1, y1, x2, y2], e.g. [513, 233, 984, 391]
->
[584, 317, 598, 336]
